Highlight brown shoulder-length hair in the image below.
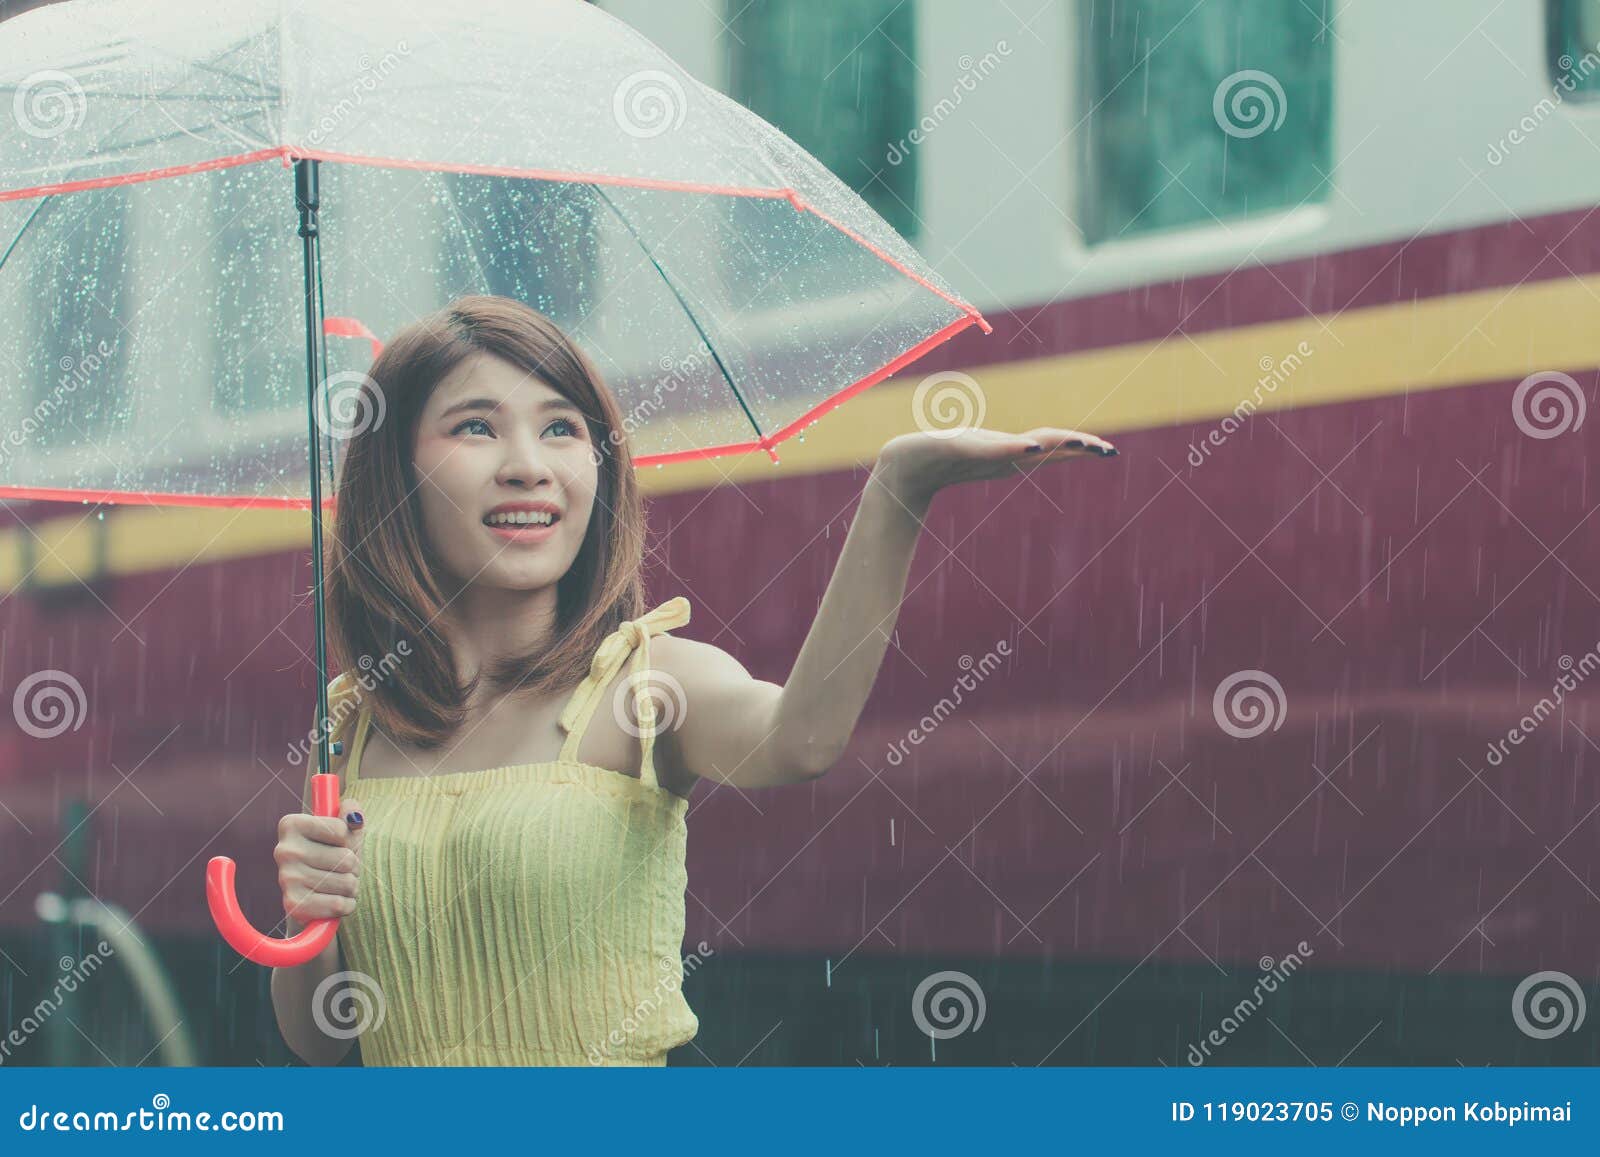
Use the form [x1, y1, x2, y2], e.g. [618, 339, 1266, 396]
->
[322, 295, 646, 751]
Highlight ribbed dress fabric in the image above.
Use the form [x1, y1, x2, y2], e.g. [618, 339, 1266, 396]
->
[301, 597, 698, 1066]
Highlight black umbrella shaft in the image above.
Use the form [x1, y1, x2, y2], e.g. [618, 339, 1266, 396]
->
[295, 159, 332, 780]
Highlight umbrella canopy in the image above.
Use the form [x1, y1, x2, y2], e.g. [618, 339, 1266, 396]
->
[0, 0, 989, 508]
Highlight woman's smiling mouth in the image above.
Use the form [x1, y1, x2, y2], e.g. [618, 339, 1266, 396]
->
[483, 502, 562, 544]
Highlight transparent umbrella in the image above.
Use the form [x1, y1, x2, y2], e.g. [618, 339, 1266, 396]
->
[0, 0, 991, 963]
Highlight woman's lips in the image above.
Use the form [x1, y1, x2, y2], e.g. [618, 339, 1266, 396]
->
[483, 519, 559, 545]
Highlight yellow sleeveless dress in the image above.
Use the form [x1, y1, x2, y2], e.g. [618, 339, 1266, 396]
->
[301, 597, 699, 1066]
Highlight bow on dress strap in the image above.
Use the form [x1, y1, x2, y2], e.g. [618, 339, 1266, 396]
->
[557, 597, 691, 783]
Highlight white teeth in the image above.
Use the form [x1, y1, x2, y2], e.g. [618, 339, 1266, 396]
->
[485, 511, 555, 527]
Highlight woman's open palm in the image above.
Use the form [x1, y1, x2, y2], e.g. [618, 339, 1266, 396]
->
[875, 426, 1119, 509]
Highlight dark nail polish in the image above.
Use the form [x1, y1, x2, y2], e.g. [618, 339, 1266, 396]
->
[346, 811, 364, 827]
[1100, 447, 1120, 457]
[1064, 439, 1087, 450]
[1024, 444, 1043, 453]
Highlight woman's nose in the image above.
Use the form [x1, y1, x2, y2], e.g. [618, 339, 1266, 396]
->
[495, 435, 554, 487]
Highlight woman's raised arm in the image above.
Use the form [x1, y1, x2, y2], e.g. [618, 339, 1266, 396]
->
[662, 427, 1118, 789]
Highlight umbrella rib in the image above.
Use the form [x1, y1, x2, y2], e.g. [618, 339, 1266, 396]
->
[313, 202, 338, 496]
[0, 197, 51, 278]
[587, 183, 767, 451]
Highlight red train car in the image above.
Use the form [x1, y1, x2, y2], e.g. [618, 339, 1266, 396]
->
[3, 0, 1598, 1065]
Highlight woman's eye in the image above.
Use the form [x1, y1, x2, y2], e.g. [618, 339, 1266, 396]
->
[450, 415, 582, 439]
[452, 417, 493, 437]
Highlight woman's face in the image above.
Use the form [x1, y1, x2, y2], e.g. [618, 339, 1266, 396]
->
[411, 352, 599, 595]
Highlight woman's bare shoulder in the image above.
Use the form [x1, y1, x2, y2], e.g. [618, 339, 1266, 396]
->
[648, 633, 761, 794]
[650, 632, 753, 686]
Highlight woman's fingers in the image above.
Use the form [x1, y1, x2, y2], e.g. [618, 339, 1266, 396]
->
[1012, 428, 1119, 461]
[1034, 428, 1117, 455]
[283, 813, 356, 848]
[285, 888, 358, 922]
[274, 796, 367, 922]
[285, 839, 362, 877]
[293, 863, 359, 897]
[281, 859, 360, 918]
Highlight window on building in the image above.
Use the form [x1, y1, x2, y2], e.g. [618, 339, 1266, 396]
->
[436, 171, 602, 317]
[210, 165, 299, 420]
[727, 0, 919, 238]
[24, 192, 132, 447]
[1548, 0, 1600, 99]
[1076, 0, 1334, 244]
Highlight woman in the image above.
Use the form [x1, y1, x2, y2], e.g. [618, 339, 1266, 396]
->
[269, 295, 1118, 1066]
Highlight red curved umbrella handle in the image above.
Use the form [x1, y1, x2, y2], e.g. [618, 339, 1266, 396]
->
[206, 773, 343, 967]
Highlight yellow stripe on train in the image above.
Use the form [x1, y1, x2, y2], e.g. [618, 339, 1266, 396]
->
[5, 272, 1599, 590]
